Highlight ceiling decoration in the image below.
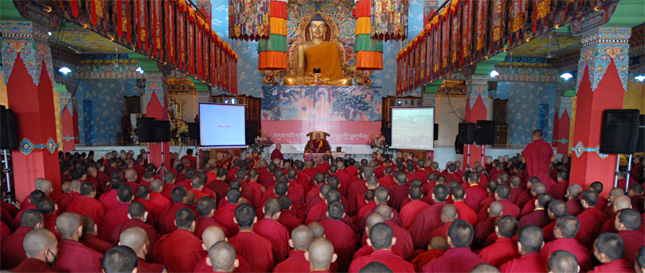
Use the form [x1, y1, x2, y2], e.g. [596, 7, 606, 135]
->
[509, 32, 581, 58]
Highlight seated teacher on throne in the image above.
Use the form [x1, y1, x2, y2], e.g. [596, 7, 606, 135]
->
[305, 132, 331, 154]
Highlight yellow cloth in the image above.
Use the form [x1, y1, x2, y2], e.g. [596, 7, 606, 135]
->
[305, 41, 343, 81]
[270, 17, 287, 36]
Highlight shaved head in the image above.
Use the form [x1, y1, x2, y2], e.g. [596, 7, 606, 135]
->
[470, 263, 500, 273]
[56, 212, 82, 238]
[209, 241, 237, 272]
[548, 250, 578, 273]
[489, 201, 504, 217]
[308, 222, 325, 239]
[39, 179, 53, 196]
[291, 225, 314, 251]
[307, 238, 335, 270]
[366, 213, 385, 230]
[430, 236, 447, 250]
[70, 180, 82, 193]
[374, 204, 392, 220]
[125, 169, 137, 181]
[202, 226, 227, 249]
[359, 262, 393, 273]
[441, 204, 458, 223]
[23, 228, 57, 258]
[613, 195, 632, 212]
[608, 188, 624, 200]
[118, 227, 148, 254]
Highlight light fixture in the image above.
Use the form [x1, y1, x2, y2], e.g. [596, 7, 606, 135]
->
[560, 72, 573, 81]
[635, 75, 645, 82]
[136, 67, 144, 74]
[231, 98, 236, 104]
[59, 67, 71, 75]
[396, 100, 402, 106]
[490, 70, 499, 78]
[48, 31, 52, 36]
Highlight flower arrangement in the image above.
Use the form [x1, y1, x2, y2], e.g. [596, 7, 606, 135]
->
[368, 134, 390, 154]
[249, 135, 274, 153]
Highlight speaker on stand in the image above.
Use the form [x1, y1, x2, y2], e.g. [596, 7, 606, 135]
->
[475, 120, 496, 166]
[458, 122, 476, 168]
[187, 122, 201, 168]
[599, 109, 640, 189]
[0, 106, 18, 194]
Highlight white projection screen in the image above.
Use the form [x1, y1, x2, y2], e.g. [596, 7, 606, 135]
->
[199, 104, 246, 147]
[391, 107, 435, 150]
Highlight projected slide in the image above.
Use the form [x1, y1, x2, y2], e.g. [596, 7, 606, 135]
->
[391, 107, 434, 150]
[199, 104, 246, 147]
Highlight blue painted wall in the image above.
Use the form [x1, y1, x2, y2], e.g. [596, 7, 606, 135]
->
[496, 81, 557, 145]
[76, 79, 141, 145]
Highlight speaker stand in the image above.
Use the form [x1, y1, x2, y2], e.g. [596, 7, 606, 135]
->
[155, 143, 168, 177]
[480, 145, 486, 169]
[466, 144, 471, 170]
[613, 156, 620, 188]
[626, 154, 633, 191]
[2, 150, 11, 194]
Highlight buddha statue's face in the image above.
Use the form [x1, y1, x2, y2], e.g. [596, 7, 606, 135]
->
[310, 20, 326, 39]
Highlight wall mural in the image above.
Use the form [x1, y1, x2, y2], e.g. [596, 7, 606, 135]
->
[76, 79, 141, 145]
[496, 81, 556, 145]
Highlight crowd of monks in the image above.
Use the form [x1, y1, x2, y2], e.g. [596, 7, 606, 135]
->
[1, 143, 644, 273]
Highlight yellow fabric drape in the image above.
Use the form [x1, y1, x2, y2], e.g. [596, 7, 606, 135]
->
[269, 17, 287, 36]
[355, 17, 371, 35]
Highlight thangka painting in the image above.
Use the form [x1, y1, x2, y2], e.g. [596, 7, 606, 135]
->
[261, 86, 382, 121]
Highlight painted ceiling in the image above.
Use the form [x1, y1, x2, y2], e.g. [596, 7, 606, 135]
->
[509, 31, 581, 58]
[49, 24, 131, 54]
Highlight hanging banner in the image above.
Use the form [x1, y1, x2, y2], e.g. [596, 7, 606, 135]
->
[136, 0, 149, 53]
[461, 0, 472, 65]
[412, 39, 419, 88]
[187, 9, 196, 75]
[441, 14, 450, 71]
[196, 18, 203, 79]
[177, 0, 187, 70]
[425, 28, 432, 82]
[489, 0, 507, 55]
[432, 21, 441, 78]
[420, 34, 426, 85]
[508, 0, 528, 48]
[396, 55, 402, 94]
[210, 31, 217, 85]
[371, 0, 409, 41]
[450, 3, 461, 69]
[203, 24, 210, 83]
[474, 0, 488, 60]
[532, 0, 553, 36]
[165, 0, 176, 65]
[228, 0, 270, 40]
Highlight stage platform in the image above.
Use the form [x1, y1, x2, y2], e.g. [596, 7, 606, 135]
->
[73, 144, 557, 168]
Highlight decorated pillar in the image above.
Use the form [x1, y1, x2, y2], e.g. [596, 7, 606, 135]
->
[143, 72, 170, 170]
[570, 27, 631, 197]
[1, 21, 61, 200]
[554, 96, 573, 157]
[463, 74, 489, 169]
[59, 92, 76, 152]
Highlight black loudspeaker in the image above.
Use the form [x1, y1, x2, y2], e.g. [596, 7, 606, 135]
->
[188, 122, 200, 140]
[381, 126, 392, 146]
[137, 118, 155, 142]
[475, 120, 496, 145]
[636, 115, 645, 153]
[154, 120, 171, 142]
[458, 122, 476, 144]
[599, 109, 640, 154]
[0, 107, 18, 150]
[434, 124, 439, 141]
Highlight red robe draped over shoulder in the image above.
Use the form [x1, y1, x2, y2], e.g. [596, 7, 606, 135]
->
[229, 230, 274, 273]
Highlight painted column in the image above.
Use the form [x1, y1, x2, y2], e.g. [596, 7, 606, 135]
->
[143, 72, 170, 170]
[59, 92, 76, 152]
[554, 96, 573, 157]
[463, 74, 489, 169]
[1, 21, 61, 199]
[570, 27, 631, 197]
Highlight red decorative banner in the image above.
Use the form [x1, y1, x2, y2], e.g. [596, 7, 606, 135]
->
[490, 0, 507, 54]
[165, 0, 176, 65]
[262, 120, 381, 145]
[508, 0, 528, 48]
[177, 1, 187, 70]
[196, 19, 203, 79]
[441, 15, 450, 71]
[187, 9, 196, 75]
[432, 22, 441, 78]
[474, 0, 488, 59]
[420, 34, 426, 85]
[136, 0, 149, 53]
[532, 0, 552, 34]
[461, 0, 472, 65]
[210, 31, 217, 85]
[425, 29, 432, 81]
[450, 4, 460, 68]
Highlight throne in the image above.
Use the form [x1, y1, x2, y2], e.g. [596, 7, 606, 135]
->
[304, 131, 331, 154]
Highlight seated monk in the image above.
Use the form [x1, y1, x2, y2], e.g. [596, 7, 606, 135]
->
[305, 132, 331, 154]
[284, 14, 351, 86]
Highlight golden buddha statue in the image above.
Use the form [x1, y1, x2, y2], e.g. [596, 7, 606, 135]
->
[284, 14, 352, 86]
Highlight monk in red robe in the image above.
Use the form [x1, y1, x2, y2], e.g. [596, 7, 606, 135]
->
[388, 172, 410, 212]
[1, 210, 42, 269]
[452, 186, 477, 226]
[305, 238, 337, 273]
[274, 225, 314, 273]
[551, 172, 569, 201]
[464, 172, 489, 213]
[546, 250, 580, 273]
[11, 229, 58, 273]
[508, 176, 531, 207]
[111, 202, 158, 253]
[519, 193, 552, 229]
[542, 199, 567, 242]
[540, 215, 594, 271]
[478, 216, 521, 267]
[566, 184, 584, 216]
[519, 181, 547, 217]
[53, 212, 104, 273]
[473, 201, 503, 250]
[478, 185, 520, 222]
[271, 144, 285, 161]
[117, 227, 166, 273]
[277, 196, 301, 233]
[378, 167, 396, 190]
[99, 178, 123, 211]
[229, 203, 274, 273]
[193, 225, 253, 273]
[101, 185, 134, 241]
[193, 197, 228, 239]
[67, 182, 106, 231]
[13, 190, 46, 228]
[400, 186, 429, 229]
[348, 223, 415, 273]
[615, 209, 644, 266]
[522, 130, 555, 190]
[411, 237, 446, 272]
[374, 205, 414, 261]
[160, 173, 178, 200]
[80, 216, 113, 254]
[409, 184, 449, 250]
[499, 225, 548, 273]
[158, 186, 190, 235]
[422, 220, 485, 272]
[254, 198, 291, 263]
[153, 208, 206, 272]
[320, 202, 356, 272]
[588, 233, 634, 273]
[576, 191, 609, 248]
[214, 189, 242, 236]
[149, 179, 171, 212]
